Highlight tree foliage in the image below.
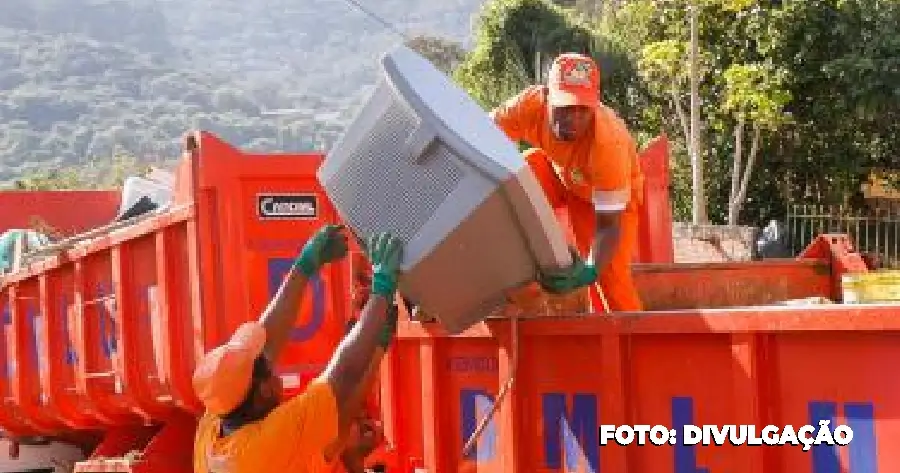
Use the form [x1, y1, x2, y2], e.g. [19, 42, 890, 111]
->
[0, 0, 483, 187]
[762, 0, 900, 199]
[452, 0, 644, 122]
[12, 151, 149, 190]
[610, 0, 899, 224]
[406, 35, 468, 75]
[456, 0, 899, 226]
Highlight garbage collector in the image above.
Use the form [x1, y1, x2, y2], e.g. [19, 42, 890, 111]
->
[192, 224, 403, 473]
[490, 52, 644, 312]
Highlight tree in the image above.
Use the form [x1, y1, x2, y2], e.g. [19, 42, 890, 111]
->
[688, 3, 705, 224]
[405, 35, 467, 75]
[11, 150, 148, 191]
[637, 35, 713, 223]
[722, 63, 790, 224]
[453, 0, 641, 118]
[613, 0, 900, 226]
[761, 0, 900, 202]
[13, 168, 85, 190]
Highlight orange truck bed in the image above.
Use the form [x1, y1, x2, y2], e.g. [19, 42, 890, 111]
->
[0, 131, 892, 473]
[1, 132, 354, 471]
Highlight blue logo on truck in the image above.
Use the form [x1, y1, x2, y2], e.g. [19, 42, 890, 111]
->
[2, 302, 10, 378]
[808, 401, 877, 473]
[458, 390, 879, 472]
[461, 389, 497, 461]
[543, 393, 599, 472]
[268, 258, 325, 342]
[95, 282, 117, 358]
[672, 396, 877, 473]
[59, 295, 77, 365]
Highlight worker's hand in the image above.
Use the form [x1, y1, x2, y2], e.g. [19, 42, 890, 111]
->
[340, 417, 385, 472]
[364, 232, 403, 298]
[538, 248, 597, 294]
[293, 224, 349, 277]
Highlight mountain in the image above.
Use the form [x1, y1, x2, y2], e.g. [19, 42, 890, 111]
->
[0, 0, 483, 186]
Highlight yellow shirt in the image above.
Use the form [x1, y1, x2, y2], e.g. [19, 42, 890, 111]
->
[193, 378, 339, 473]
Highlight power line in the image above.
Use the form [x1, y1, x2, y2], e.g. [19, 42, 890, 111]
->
[337, 0, 411, 42]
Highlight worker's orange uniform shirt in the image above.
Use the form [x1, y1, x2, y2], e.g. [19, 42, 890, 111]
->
[490, 84, 644, 213]
[193, 378, 338, 473]
[491, 84, 645, 312]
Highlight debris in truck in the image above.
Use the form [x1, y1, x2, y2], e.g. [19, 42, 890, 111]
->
[775, 296, 835, 305]
[0, 168, 178, 274]
[0, 229, 51, 275]
[114, 169, 174, 222]
[755, 219, 792, 259]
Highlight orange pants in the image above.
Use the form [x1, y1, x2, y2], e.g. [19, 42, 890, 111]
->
[525, 148, 643, 312]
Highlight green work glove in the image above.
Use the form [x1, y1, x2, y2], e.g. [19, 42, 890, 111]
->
[364, 232, 403, 298]
[538, 248, 598, 294]
[293, 224, 349, 277]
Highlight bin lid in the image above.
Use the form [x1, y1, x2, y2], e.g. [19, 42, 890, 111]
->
[380, 45, 524, 181]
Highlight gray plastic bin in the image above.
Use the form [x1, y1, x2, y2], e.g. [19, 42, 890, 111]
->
[317, 45, 572, 334]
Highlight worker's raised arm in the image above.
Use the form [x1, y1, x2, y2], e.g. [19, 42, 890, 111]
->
[537, 106, 633, 295]
[258, 224, 348, 362]
[489, 85, 546, 145]
[320, 232, 402, 430]
[322, 314, 395, 465]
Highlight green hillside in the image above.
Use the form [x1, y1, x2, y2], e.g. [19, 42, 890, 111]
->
[0, 0, 481, 186]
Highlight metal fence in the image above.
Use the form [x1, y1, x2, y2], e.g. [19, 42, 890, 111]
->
[787, 204, 900, 268]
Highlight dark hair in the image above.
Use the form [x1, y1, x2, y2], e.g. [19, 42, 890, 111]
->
[221, 355, 273, 427]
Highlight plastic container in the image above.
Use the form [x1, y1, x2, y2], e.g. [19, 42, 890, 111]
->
[318, 45, 571, 334]
[114, 176, 173, 221]
[842, 270, 900, 304]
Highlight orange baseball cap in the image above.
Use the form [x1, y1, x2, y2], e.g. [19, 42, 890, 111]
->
[192, 322, 267, 416]
[547, 53, 599, 108]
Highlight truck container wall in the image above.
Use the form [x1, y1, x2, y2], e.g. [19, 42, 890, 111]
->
[2, 130, 886, 473]
[0, 191, 121, 238]
[633, 260, 832, 310]
[0, 131, 354, 438]
[380, 307, 898, 473]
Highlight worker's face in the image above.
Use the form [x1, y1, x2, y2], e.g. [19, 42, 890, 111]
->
[257, 373, 283, 410]
[550, 105, 593, 141]
[252, 359, 283, 415]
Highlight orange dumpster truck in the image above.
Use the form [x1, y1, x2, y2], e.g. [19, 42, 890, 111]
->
[0, 130, 893, 473]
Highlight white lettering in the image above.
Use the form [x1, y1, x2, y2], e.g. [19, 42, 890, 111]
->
[833, 425, 853, 445]
[633, 425, 651, 445]
[746, 425, 764, 445]
[599, 425, 617, 446]
[707, 425, 728, 446]
[615, 426, 635, 446]
[649, 425, 670, 446]
[259, 196, 316, 218]
[762, 426, 780, 444]
[683, 425, 703, 445]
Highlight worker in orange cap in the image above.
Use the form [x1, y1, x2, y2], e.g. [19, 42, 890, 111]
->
[192, 224, 404, 473]
[490, 53, 644, 312]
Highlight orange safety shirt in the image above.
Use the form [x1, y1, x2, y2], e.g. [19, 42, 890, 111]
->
[490, 84, 644, 213]
[193, 378, 338, 473]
